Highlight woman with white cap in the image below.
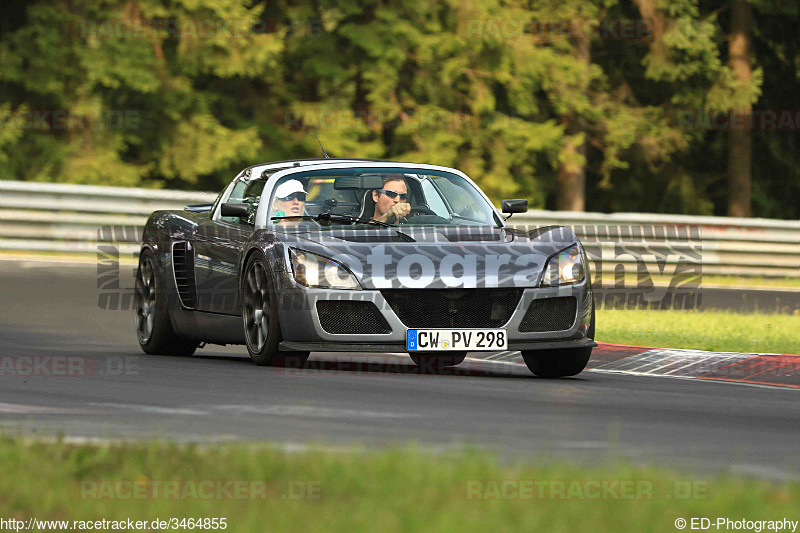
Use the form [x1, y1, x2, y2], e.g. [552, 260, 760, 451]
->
[270, 179, 307, 221]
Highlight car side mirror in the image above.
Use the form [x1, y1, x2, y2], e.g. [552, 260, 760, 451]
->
[501, 199, 528, 218]
[220, 202, 251, 218]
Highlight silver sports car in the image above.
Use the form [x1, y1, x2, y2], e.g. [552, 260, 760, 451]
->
[135, 159, 596, 377]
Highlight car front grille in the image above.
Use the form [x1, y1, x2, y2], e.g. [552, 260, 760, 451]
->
[518, 297, 577, 332]
[316, 300, 392, 334]
[381, 289, 523, 328]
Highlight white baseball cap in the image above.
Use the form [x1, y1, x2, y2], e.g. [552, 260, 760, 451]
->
[274, 179, 307, 199]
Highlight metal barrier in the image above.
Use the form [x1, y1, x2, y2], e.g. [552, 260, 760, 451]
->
[1, 180, 798, 277]
[0, 181, 217, 257]
[514, 210, 799, 278]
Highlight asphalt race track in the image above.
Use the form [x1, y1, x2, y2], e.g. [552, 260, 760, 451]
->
[1, 260, 798, 481]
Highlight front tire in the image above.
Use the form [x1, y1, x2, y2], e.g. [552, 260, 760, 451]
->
[242, 252, 309, 367]
[521, 346, 592, 378]
[134, 249, 197, 356]
[521, 302, 595, 378]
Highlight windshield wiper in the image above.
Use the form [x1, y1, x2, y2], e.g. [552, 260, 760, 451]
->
[270, 213, 416, 241]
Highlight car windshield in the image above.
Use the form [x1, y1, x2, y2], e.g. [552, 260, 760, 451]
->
[266, 167, 501, 228]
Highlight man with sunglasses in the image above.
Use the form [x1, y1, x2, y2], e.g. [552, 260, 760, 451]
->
[372, 176, 411, 223]
[271, 179, 307, 221]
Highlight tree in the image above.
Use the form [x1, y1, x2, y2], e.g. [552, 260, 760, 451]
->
[0, 0, 796, 219]
[0, 0, 272, 187]
[746, 0, 800, 219]
[727, 0, 753, 217]
[555, 11, 591, 212]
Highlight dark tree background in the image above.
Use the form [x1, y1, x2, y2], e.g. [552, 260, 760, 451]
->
[0, 0, 797, 218]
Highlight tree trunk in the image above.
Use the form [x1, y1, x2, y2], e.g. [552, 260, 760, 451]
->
[632, 0, 666, 56]
[556, 31, 590, 212]
[727, 0, 753, 217]
[557, 127, 586, 211]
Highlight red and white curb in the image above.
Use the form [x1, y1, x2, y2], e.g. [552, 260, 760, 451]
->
[475, 343, 800, 389]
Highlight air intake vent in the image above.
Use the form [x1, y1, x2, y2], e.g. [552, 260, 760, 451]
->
[172, 241, 197, 308]
[518, 297, 577, 333]
[316, 301, 391, 334]
[381, 289, 523, 329]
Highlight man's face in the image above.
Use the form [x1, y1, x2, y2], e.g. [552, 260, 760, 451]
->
[273, 192, 305, 217]
[372, 179, 408, 218]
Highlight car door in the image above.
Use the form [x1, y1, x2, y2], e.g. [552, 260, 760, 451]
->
[192, 179, 265, 315]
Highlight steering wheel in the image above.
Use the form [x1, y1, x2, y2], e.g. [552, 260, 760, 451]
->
[390, 205, 437, 223]
[408, 206, 437, 217]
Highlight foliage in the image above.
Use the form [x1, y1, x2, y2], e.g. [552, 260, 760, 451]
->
[0, 0, 797, 217]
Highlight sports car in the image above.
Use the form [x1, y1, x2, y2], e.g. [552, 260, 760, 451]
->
[135, 158, 596, 377]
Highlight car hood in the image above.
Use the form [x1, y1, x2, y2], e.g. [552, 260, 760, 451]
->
[277, 225, 579, 289]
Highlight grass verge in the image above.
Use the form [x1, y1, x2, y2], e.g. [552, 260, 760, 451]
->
[698, 275, 800, 288]
[594, 273, 800, 289]
[0, 251, 138, 265]
[597, 309, 799, 354]
[1, 436, 798, 532]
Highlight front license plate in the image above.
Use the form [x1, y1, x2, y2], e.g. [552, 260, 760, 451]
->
[407, 329, 507, 351]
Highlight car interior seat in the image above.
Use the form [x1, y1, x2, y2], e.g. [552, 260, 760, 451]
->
[357, 189, 378, 220]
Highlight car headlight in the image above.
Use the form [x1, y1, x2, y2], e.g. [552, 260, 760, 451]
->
[540, 245, 586, 287]
[289, 249, 361, 290]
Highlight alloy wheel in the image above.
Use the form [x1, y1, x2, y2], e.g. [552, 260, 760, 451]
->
[243, 261, 270, 352]
[134, 257, 156, 343]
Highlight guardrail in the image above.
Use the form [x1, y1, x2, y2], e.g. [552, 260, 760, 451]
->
[513, 210, 799, 278]
[1, 180, 798, 278]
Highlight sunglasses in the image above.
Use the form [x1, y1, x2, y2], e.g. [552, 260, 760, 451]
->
[378, 189, 408, 201]
[278, 192, 307, 202]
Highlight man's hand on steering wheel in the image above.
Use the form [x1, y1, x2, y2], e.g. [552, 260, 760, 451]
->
[381, 202, 411, 223]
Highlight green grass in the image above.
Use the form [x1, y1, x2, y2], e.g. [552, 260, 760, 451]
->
[0, 251, 138, 265]
[594, 273, 800, 289]
[1, 436, 798, 532]
[699, 275, 800, 288]
[597, 309, 799, 354]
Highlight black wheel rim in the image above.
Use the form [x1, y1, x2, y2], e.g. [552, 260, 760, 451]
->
[134, 257, 155, 344]
[243, 261, 270, 352]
